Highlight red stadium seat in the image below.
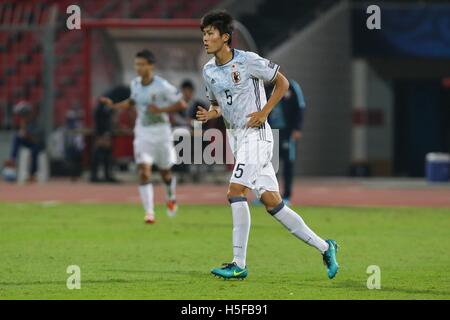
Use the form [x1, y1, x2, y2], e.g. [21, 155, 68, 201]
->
[1, 0, 221, 132]
[30, 87, 43, 103]
[0, 32, 8, 44]
[6, 51, 17, 66]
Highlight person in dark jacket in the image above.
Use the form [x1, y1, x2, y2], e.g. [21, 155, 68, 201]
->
[90, 85, 130, 183]
[267, 79, 305, 204]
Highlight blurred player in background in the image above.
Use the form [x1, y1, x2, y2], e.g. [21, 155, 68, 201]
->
[100, 50, 187, 224]
[267, 79, 306, 205]
[196, 11, 339, 280]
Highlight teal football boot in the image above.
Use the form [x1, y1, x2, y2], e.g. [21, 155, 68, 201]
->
[211, 262, 248, 280]
[322, 239, 339, 279]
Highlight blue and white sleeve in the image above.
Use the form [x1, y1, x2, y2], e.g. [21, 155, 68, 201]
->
[163, 81, 183, 105]
[245, 51, 280, 82]
[202, 70, 218, 105]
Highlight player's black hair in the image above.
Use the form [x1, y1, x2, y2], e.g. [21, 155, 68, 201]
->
[200, 10, 234, 46]
[135, 49, 156, 64]
[181, 79, 195, 90]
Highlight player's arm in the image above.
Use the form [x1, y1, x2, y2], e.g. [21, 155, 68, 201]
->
[196, 101, 221, 123]
[99, 97, 134, 110]
[148, 81, 188, 114]
[246, 72, 289, 128]
[148, 99, 187, 114]
[197, 68, 221, 123]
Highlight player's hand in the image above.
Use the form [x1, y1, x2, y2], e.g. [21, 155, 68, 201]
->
[291, 130, 302, 141]
[196, 106, 210, 123]
[148, 105, 160, 114]
[246, 111, 268, 128]
[99, 96, 113, 107]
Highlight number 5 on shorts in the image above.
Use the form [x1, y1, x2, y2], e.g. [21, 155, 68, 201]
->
[234, 163, 245, 178]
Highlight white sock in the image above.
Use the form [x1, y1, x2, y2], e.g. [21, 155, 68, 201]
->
[269, 203, 329, 254]
[165, 176, 176, 201]
[229, 197, 251, 269]
[139, 183, 154, 215]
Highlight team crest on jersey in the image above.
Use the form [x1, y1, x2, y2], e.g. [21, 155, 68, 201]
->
[231, 71, 241, 84]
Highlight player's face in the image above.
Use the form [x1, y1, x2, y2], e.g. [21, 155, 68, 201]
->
[202, 25, 228, 54]
[134, 57, 153, 77]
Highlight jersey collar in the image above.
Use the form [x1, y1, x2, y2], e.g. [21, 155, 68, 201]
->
[140, 76, 154, 87]
[215, 49, 235, 67]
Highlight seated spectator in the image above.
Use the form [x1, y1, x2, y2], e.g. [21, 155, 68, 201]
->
[7, 100, 44, 182]
[65, 106, 84, 181]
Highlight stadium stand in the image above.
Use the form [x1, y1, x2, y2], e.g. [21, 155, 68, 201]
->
[0, 0, 220, 129]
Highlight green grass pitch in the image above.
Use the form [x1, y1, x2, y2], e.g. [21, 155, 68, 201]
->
[0, 203, 449, 299]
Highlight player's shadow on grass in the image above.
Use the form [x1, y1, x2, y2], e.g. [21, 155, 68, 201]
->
[104, 269, 205, 277]
[316, 279, 450, 297]
[1, 270, 208, 287]
[179, 222, 276, 230]
[0, 279, 145, 286]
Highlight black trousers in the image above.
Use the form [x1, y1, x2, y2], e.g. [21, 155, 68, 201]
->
[66, 147, 83, 179]
[90, 145, 114, 181]
[279, 129, 297, 199]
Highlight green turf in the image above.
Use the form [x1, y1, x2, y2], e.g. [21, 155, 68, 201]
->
[0, 203, 449, 300]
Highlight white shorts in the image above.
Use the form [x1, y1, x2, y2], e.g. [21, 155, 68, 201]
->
[229, 139, 279, 198]
[133, 138, 176, 170]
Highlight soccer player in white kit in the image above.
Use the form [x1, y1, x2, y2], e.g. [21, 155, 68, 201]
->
[196, 11, 339, 280]
[100, 50, 186, 224]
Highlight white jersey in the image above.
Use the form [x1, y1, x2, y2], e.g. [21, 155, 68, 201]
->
[130, 75, 182, 140]
[202, 49, 280, 151]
